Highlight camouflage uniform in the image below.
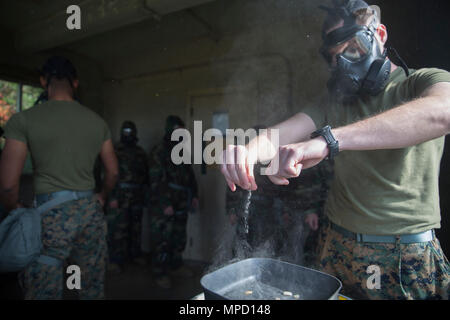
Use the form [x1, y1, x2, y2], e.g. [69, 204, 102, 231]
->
[148, 116, 198, 276]
[18, 195, 107, 300]
[317, 222, 450, 300]
[106, 122, 149, 266]
[281, 160, 334, 266]
[226, 164, 286, 259]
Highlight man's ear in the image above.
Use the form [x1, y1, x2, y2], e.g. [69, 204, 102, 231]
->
[376, 24, 388, 45]
[39, 76, 47, 89]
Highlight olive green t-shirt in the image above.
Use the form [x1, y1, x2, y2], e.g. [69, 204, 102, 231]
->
[302, 67, 450, 235]
[4, 100, 111, 195]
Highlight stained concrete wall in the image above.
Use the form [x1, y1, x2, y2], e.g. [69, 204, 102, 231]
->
[100, 0, 330, 262]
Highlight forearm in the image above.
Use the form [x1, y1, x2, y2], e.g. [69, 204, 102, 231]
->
[247, 133, 278, 164]
[333, 95, 450, 152]
[0, 186, 19, 212]
[100, 170, 118, 199]
[247, 112, 317, 163]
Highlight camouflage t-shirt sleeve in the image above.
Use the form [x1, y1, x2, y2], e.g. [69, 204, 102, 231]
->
[4, 112, 27, 143]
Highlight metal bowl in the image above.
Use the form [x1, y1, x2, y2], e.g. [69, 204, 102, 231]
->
[201, 258, 342, 300]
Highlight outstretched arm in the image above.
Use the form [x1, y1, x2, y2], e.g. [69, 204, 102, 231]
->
[0, 139, 28, 212]
[271, 82, 450, 184]
[334, 82, 450, 151]
[221, 112, 317, 191]
[98, 139, 119, 205]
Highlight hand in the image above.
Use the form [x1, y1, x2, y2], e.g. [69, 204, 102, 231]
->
[229, 213, 238, 225]
[220, 144, 258, 191]
[191, 198, 199, 209]
[96, 193, 106, 207]
[266, 137, 329, 185]
[305, 213, 319, 231]
[164, 206, 174, 216]
[109, 199, 119, 209]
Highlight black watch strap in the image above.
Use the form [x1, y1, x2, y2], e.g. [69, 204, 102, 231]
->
[310, 125, 339, 160]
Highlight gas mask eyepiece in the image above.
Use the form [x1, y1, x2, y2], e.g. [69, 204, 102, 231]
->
[319, 1, 391, 102]
[120, 121, 138, 145]
[122, 128, 133, 136]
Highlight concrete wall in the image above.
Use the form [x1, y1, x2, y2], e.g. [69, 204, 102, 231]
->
[99, 0, 330, 262]
[4, 0, 447, 262]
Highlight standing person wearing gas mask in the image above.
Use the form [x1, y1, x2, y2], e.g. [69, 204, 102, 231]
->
[106, 121, 149, 274]
[148, 116, 199, 289]
[0, 56, 118, 299]
[220, 0, 450, 300]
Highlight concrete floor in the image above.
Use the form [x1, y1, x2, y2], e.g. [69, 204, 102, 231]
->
[103, 261, 208, 300]
[0, 261, 208, 300]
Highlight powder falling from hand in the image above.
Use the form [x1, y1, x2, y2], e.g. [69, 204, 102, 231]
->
[242, 191, 252, 234]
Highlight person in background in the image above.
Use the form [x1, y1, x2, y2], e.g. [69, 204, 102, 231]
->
[281, 160, 334, 266]
[0, 56, 118, 299]
[106, 121, 149, 274]
[148, 115, 199, 289]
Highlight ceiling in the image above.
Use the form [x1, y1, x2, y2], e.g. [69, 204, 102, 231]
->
[0, 0, 217, 54]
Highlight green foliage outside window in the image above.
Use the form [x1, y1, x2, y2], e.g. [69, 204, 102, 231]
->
[0, 80, 18, 127]
[22, 84, 44, 110]
[0, 79, 43, 174]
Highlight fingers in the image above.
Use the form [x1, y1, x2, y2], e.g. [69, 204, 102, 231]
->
[268, 174, 289, 185]
[220, 163, 236, 192]
[235, 145, 251, 189]
[96, 193, 105, 206]
[220, 145, 257, 191]
[280, 147, 302, 178]
[313, 219, 319, 231]
[247, 153, 258, 191]
[306, 214, 319, 231]
[226, 147, 241, 186]
[264, 146, 303, 186]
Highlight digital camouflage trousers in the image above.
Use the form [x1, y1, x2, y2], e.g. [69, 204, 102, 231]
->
[316, 222, 450, 300]
[18, 195, 107, 300]
[106, 190, 144, 265]
[149, 213, 188, 275]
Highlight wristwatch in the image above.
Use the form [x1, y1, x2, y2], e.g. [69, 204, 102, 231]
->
[310, 125, 339, 160]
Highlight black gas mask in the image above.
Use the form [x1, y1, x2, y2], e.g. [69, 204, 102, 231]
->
[120, 121, 138, 146]
[319, 1, 391, 102]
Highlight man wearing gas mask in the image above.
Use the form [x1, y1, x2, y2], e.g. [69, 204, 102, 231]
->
[106, 121, 149, 274]
[220, 0, 450, 300]
[148, 115, 199, 289]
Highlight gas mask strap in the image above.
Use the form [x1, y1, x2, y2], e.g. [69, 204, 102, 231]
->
[387, 47, 410, 77]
